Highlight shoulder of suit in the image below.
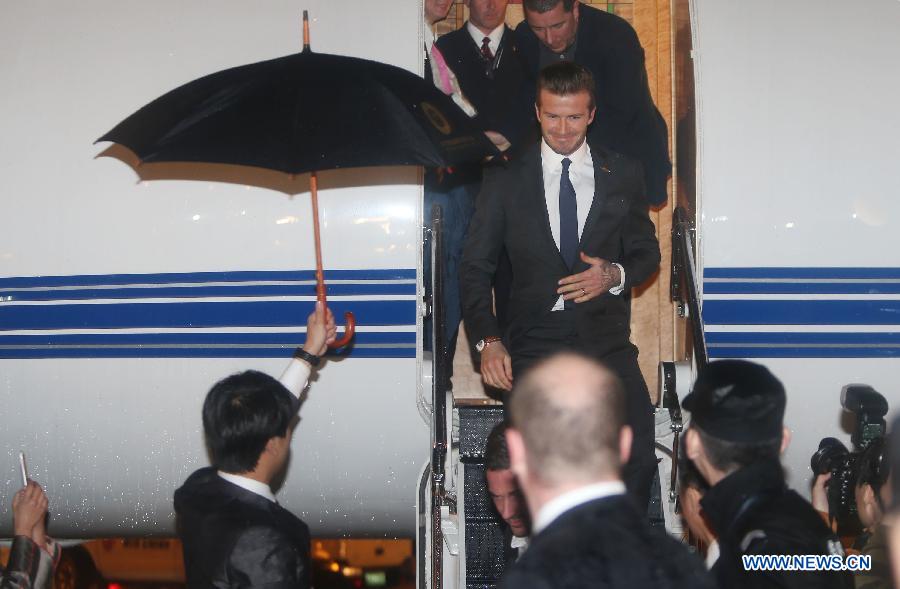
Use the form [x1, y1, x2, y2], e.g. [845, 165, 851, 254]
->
[587, 141, 639, 173]
[434, 27, 470, 52]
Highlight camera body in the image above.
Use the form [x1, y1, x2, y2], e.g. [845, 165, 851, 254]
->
[810, 385, 888, 533]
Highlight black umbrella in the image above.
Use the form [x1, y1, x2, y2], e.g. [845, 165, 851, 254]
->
[98, 13, 496, 348]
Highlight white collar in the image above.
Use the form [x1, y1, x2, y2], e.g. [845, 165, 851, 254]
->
[466, 21, 505, 50]
[540, 138, 590, 174]
[511, 535, 529, 550]
[533, 480, 626, 534]
[218, 471, 277, 503]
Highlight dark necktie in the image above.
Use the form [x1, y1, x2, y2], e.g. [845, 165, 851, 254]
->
[481, 36, 494, 61]
[559, 157, 578, 270]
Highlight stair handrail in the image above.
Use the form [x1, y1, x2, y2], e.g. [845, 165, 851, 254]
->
[671, 206, 708, 368]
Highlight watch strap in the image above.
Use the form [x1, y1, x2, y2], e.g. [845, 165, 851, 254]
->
[293, 348, 321, 367]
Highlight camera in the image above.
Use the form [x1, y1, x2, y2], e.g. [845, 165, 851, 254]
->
[810, 385, 888, 533]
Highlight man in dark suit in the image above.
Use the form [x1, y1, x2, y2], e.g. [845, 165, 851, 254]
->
[460, 61, 659, 506]
[485, 422, 530, 566]
[501, 352, 714, 589]
[435, 0, 525, 149]
[515, 0, 671, 205]
[174, 305, 335, 588]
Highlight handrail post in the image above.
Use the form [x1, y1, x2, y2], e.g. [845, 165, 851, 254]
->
[430, 203, 448, 589]
[671, 207, 708, 368]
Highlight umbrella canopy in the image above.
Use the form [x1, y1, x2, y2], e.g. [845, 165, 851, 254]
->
[98, 50, 496, 173]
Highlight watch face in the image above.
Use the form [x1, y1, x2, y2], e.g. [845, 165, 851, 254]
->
[476, 339, 485, 352]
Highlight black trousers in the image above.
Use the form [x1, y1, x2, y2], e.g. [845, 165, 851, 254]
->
[507, 309, 657, 511]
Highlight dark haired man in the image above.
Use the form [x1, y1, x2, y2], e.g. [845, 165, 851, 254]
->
[485, 422, 530, 563]
[501, 352, 713, 589]
[684, 360, 852, 589]
[174, 303, 335, 588]
[461, 61, 659, 508]
[514, 0, 670, 205]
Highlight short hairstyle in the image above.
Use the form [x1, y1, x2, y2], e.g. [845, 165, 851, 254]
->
[524, 0, 576, 13]
[202, 370, 297, 474]
[485, 421, 511, 471]
[536, 61, 596, 110]
[509, 352, 625, 485]
[693, 424, 781, 474]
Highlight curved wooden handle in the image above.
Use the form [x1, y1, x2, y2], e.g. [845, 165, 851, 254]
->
[328, 311, 356, 349]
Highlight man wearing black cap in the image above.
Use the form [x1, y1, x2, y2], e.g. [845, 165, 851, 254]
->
[683, 360, 852, 589]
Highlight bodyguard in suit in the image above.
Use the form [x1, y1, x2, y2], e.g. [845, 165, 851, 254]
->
[460, 61, 659, 507]
[435, 0, 525, 149]
[175, 304, 335, 589]
[501, 352, 715, 589]
[515, 0, 671, 205]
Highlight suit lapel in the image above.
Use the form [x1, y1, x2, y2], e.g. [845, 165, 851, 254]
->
[579, 145, 614, 250]
[520, 145, 559, 258]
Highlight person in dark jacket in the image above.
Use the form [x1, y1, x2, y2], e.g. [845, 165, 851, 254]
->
[174, 305, 334, 589]
[683, 360, 853, 589]
[514, 0, 671, 205]
[500, 351, 715, 589]
[485, 421, 530, 566]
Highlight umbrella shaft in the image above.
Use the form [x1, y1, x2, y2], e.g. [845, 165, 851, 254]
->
[310, 172, 327, 303]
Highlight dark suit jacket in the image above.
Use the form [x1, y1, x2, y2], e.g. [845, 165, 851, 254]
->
[435, 24, 526, 145]
[514, 3, 671, 205]
[499, 494, 715, 589]
[174, 467, 310, 589]
[460, 140, 660, 356]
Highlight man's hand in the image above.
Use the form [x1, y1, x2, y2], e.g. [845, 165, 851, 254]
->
[484, 131, 511, 153]
[480, 342, 513, 391]
[811, 472, 831, 514]
[12, 481, 48, 541]
[303, 302, 337, 357]
[557, 252, 621, 303]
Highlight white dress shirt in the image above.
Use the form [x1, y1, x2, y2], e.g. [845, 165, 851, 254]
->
[533, 480, 626, 534]
[465, 22, 505, 56]
[279, 357, 312, 397]
[540, 139, 624, 311]
[217, 471, 277, 503]
[510, 534, 529, 558]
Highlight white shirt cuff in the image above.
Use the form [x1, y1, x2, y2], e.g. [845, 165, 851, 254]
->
[279, 358, 312, 398]
[608, 263, 626, 295]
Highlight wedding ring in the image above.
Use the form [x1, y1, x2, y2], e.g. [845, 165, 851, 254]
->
[581, 288, 587, 296]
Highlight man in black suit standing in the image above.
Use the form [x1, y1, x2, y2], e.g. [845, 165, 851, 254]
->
[460, 61, 659, 507]
[174, 304, 335, 588]
[515, 0, 671, 205]
[501, 352, 714, 589]
[435, 0, 525, 150]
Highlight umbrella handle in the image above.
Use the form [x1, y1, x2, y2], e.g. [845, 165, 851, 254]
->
[329, 311, 356, 349]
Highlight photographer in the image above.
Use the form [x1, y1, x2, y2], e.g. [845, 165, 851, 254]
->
[809, 386, 893, 589]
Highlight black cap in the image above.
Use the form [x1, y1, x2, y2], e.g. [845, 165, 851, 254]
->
[682, 360, 786, 443]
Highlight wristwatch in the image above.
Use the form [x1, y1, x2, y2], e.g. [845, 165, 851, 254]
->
[293, 348, 321, 367]
[475, 336, 502, 353]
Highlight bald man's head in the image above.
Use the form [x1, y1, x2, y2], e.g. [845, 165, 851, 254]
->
[508, 352, 627, 486]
